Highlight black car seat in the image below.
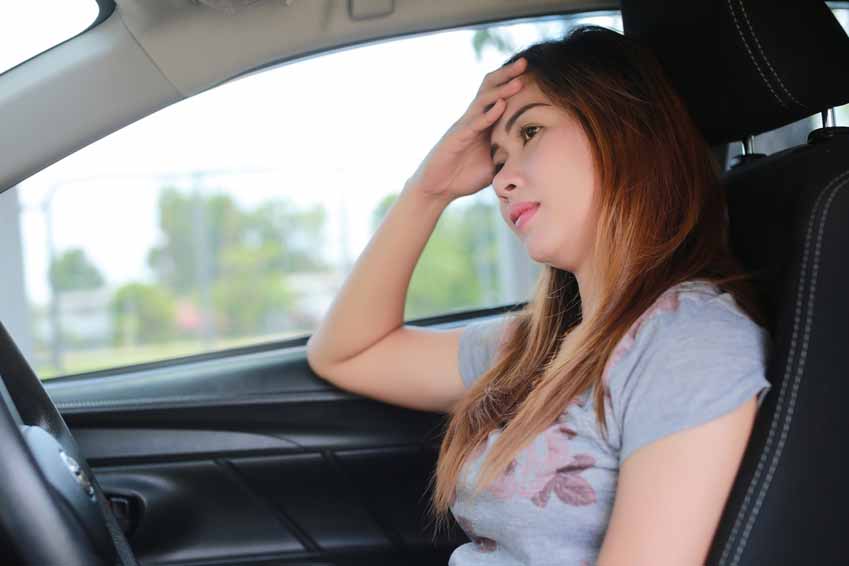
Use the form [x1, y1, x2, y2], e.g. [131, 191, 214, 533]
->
[621, 1, 849, 564]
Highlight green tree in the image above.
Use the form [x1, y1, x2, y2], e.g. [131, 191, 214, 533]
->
[49, 248, 105, 292]
[371, 194, 501, 319]
[245, 199, 327, 273]
[148, 187, 328, 292]
[145, 186, 328, 338]
[111, 283, 177, 346]
[212, 244, 294, 337]
[147, 188, 245, 294]
[471, 29, 517, 61]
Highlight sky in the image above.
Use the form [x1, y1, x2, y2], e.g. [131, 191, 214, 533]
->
[0, 1, 99, 75]
[0, 3, 621, 305]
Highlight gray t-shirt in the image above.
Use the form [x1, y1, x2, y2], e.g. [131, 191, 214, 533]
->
[449, 280, 772, 566]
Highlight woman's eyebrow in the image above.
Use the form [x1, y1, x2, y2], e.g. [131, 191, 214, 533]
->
[490, 102, 551, 159]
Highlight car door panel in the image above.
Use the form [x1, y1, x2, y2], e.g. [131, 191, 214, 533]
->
[48, 334, 479, 566]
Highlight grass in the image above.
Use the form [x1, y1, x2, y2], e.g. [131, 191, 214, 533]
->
[36, 330, 309, 380]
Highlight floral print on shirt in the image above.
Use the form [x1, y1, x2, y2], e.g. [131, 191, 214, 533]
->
[486, 416, 597, 509]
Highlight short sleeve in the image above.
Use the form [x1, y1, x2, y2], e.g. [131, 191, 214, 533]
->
[457, 315, 513, 389]
[610, 297, 773, 466]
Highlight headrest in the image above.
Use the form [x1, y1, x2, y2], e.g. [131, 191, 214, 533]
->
[621, 0, 849, 145]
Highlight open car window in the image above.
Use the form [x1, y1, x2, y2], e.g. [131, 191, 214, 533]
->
[0, 11, 622, 380]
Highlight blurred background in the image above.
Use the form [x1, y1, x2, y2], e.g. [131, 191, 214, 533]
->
[0, 3, 845, 380]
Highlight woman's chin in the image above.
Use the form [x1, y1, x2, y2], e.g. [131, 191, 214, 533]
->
[525, 240, 572, 270]
[523, 239, 549, 264]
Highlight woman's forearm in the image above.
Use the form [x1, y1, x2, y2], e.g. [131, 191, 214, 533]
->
[305, 180, 453, 370]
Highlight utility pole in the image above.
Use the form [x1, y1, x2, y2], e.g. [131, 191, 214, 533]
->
[191, 171, 216, 346]
[42, 182, 63, 373]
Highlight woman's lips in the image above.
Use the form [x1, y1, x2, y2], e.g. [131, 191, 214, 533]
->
[514, 204, 540, 231]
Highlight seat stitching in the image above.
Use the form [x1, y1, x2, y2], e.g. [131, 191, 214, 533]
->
[718, 169, 849, 564]
[726, 0, 787, 109]
[724, 170, 849, 564]
[733, 174, 849, 562]
[718, 177, 817, 559]
[717, 169, 849, 565]
[736, 0, 802, 108]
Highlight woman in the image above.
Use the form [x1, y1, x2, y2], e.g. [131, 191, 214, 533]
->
[306, 25, 772, 565]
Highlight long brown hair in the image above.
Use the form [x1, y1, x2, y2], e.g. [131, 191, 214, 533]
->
[431, 25, 765, 523]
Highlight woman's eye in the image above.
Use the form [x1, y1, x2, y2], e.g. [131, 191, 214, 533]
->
[520, 125, 540, 143]
[492, 126, 539, 174]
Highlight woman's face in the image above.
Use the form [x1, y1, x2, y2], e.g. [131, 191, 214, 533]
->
[489, 79, 601, 274]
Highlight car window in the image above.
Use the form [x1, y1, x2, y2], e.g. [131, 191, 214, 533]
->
[724, 3, 849, 169]
[0, 11, 623, 380]
[0, 1, 102, 76]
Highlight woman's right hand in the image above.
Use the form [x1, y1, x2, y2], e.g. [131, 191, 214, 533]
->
[405, 57, 527, 202]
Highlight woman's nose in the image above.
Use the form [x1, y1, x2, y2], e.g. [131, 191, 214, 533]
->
[493, 168, 518, 198]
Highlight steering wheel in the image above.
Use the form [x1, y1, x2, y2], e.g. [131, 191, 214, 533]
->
[0, 322, 138, 566]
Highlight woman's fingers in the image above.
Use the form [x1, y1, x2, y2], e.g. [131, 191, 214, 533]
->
[478, 57, 527, 93]
[458, 75, 521, 134]
[451, 96, 505, 144]
[470, 97, 506, 131]
[476, 76, 523, 113]
[450, 58, 526, 142]
[478, 59, 527, 95]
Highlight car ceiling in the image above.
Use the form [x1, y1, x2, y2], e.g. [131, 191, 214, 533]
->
[0, 0, 615, 196]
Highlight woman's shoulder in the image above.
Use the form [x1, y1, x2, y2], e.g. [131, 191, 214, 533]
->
[634, 278, 762, 336]
[654, 279, 763, 332]
[603, 279, 770, 384]
[602, 280, 773, 462]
